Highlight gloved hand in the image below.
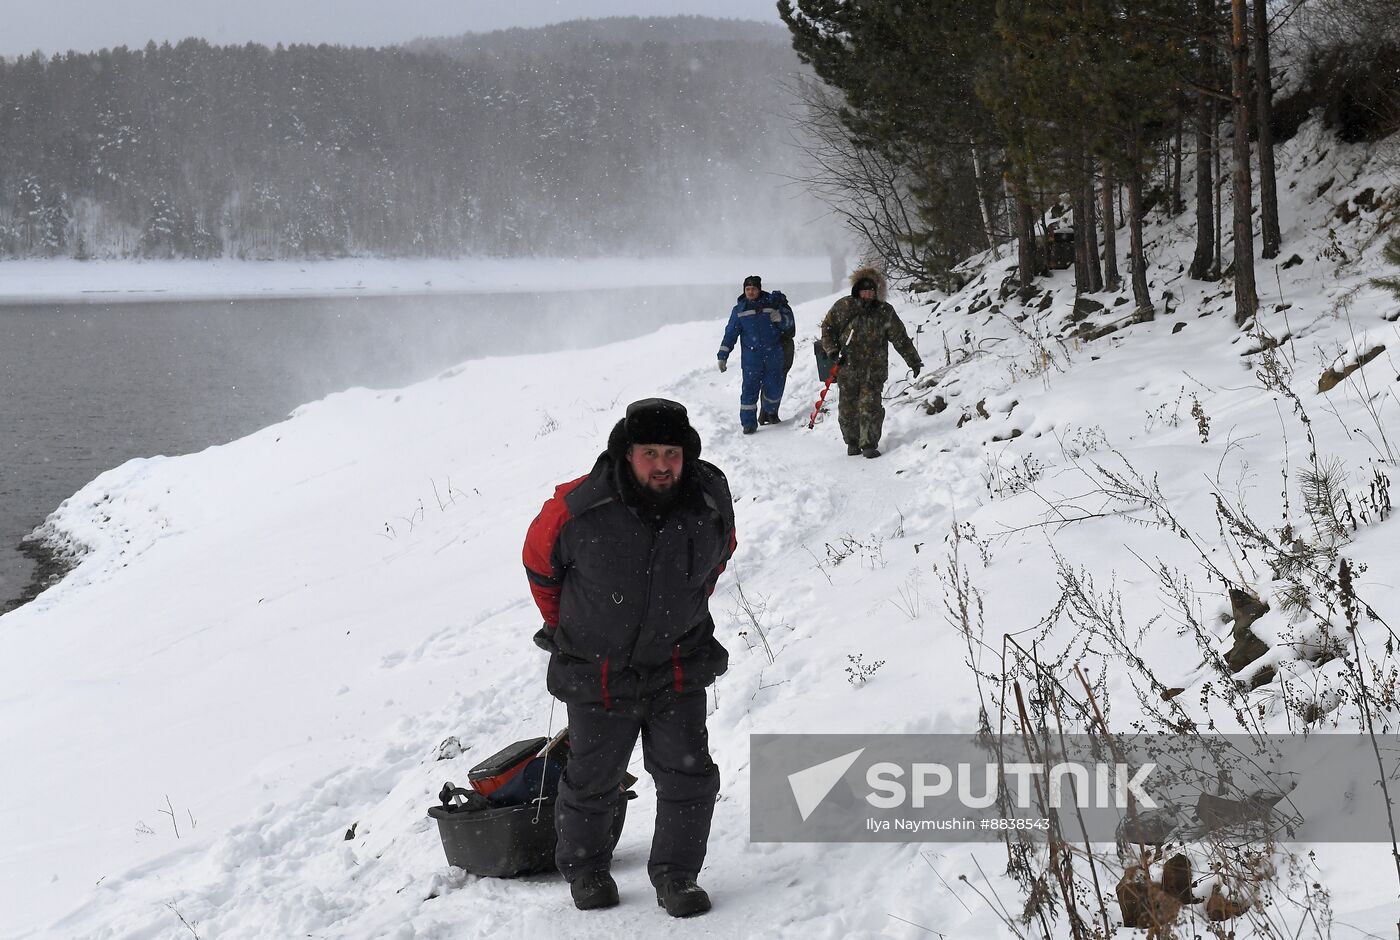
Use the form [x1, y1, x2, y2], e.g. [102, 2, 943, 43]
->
[718, 359, 727, 373]
[769, 310, 782, 323]
[911, 361, 923, 378]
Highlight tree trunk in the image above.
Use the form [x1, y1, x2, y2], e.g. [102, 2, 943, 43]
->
[1025, 197, 1043, 274]
[1231, 0, 1258, 326]
[1101, 160, 1121, 290]
[970, 142, 999, 256]
[1190, 0, 1217, 281]
[1172, 111, 1184, 214]
[1251, 0, 1281, 259]
[1163, 140, 1172, 202]
[1214, 99, 1224, 277]
[1128, 145, 1153, 315]
[1072, 193, 1089, 294]
[1083, 149, 1103, 291]
[1012, 180, 1036, 293]
[1187, 0, 1220, 280]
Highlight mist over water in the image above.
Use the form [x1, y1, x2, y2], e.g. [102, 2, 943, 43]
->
[0, 281, 829, 610]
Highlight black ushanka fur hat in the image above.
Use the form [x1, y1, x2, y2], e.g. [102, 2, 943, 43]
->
[607, 398, 702, 463]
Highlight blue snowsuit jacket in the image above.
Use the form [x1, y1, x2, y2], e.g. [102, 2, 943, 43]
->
[716, 291, 794, 363]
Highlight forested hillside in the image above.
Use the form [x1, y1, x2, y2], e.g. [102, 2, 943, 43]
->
[779, 0, 1400, 307]
[0, 17, 814, 260]
[406, 15, 791, 56]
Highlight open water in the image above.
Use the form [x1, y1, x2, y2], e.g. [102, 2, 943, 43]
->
[0, 281, 827, 610]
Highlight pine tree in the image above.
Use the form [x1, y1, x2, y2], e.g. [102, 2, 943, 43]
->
[779, 0, 1006, 282]
[982, 0, 1189, 312]
[1371, 236, 1400, 298]
[40, 189, 71, 256]
[16, 177, 44, 253]
[138, 192, 181, 258]
[1102, 0, 1193, 315]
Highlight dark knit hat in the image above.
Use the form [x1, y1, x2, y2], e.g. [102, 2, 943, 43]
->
[607, 398, 702, 461]
[852, 277, 878, 297]
[743, 275, 762, 290]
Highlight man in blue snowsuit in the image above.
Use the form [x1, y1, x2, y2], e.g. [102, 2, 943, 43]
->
[716, 275, 795, 434]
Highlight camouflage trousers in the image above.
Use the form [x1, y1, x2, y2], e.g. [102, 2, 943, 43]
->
[836, 373, 884, 449]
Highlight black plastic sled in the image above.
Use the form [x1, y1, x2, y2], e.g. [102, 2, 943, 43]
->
[429, 783, 633, 878]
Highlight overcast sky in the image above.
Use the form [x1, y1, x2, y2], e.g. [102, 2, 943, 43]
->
[4, 0, 784, 58]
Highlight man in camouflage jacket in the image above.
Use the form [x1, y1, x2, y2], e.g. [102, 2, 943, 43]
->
[819, 267, 923, 458]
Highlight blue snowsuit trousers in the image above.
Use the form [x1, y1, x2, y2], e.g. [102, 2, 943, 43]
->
[739, 346, 786, 430]
[717, 290, 794, 430]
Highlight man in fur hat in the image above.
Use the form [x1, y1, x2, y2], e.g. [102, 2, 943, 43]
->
[819, 267, 923, 458]
[523, 398, 736, 917]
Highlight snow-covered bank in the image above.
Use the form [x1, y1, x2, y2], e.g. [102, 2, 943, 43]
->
[5, 117, 1400, 938]
[3, 311, 981, 936]
[0, 255, 833, 305]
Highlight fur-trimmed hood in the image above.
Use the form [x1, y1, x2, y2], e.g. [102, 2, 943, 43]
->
[848, 265, 888, 301]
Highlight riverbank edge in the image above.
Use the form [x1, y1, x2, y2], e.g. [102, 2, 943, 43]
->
[1, 529, 81, 614]
[0, 256, 836, 306]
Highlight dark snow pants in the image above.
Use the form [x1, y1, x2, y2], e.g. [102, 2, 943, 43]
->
[837, 371, 885, 449]
[555, 689, 720, 884]
[739, 344, 786, 429]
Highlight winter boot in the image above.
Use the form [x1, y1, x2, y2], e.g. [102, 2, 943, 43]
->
[742, 426, 757, 435]
[846, 443, 861, 456]
[759, 411, 781, 425]
[571, 870, 620, 911]
[655, 876, 711, 918]
[862, 446, 881, 459]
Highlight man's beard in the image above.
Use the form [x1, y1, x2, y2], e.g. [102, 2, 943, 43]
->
[632, 470, 680, 515]
[616, 454, 684, 511]
[638, 475, 680, 508]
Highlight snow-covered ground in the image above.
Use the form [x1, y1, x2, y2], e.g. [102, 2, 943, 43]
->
[4, 119, 1400, 938]
[0, 255, 832, 304]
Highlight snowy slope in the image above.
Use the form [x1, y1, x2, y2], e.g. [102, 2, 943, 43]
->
[4, 118, 1400, 938]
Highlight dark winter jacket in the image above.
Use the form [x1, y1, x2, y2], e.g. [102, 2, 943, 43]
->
[523, 447, 737, 710]
[820, 268, 921, 384]
[718, 290, 795, 364]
